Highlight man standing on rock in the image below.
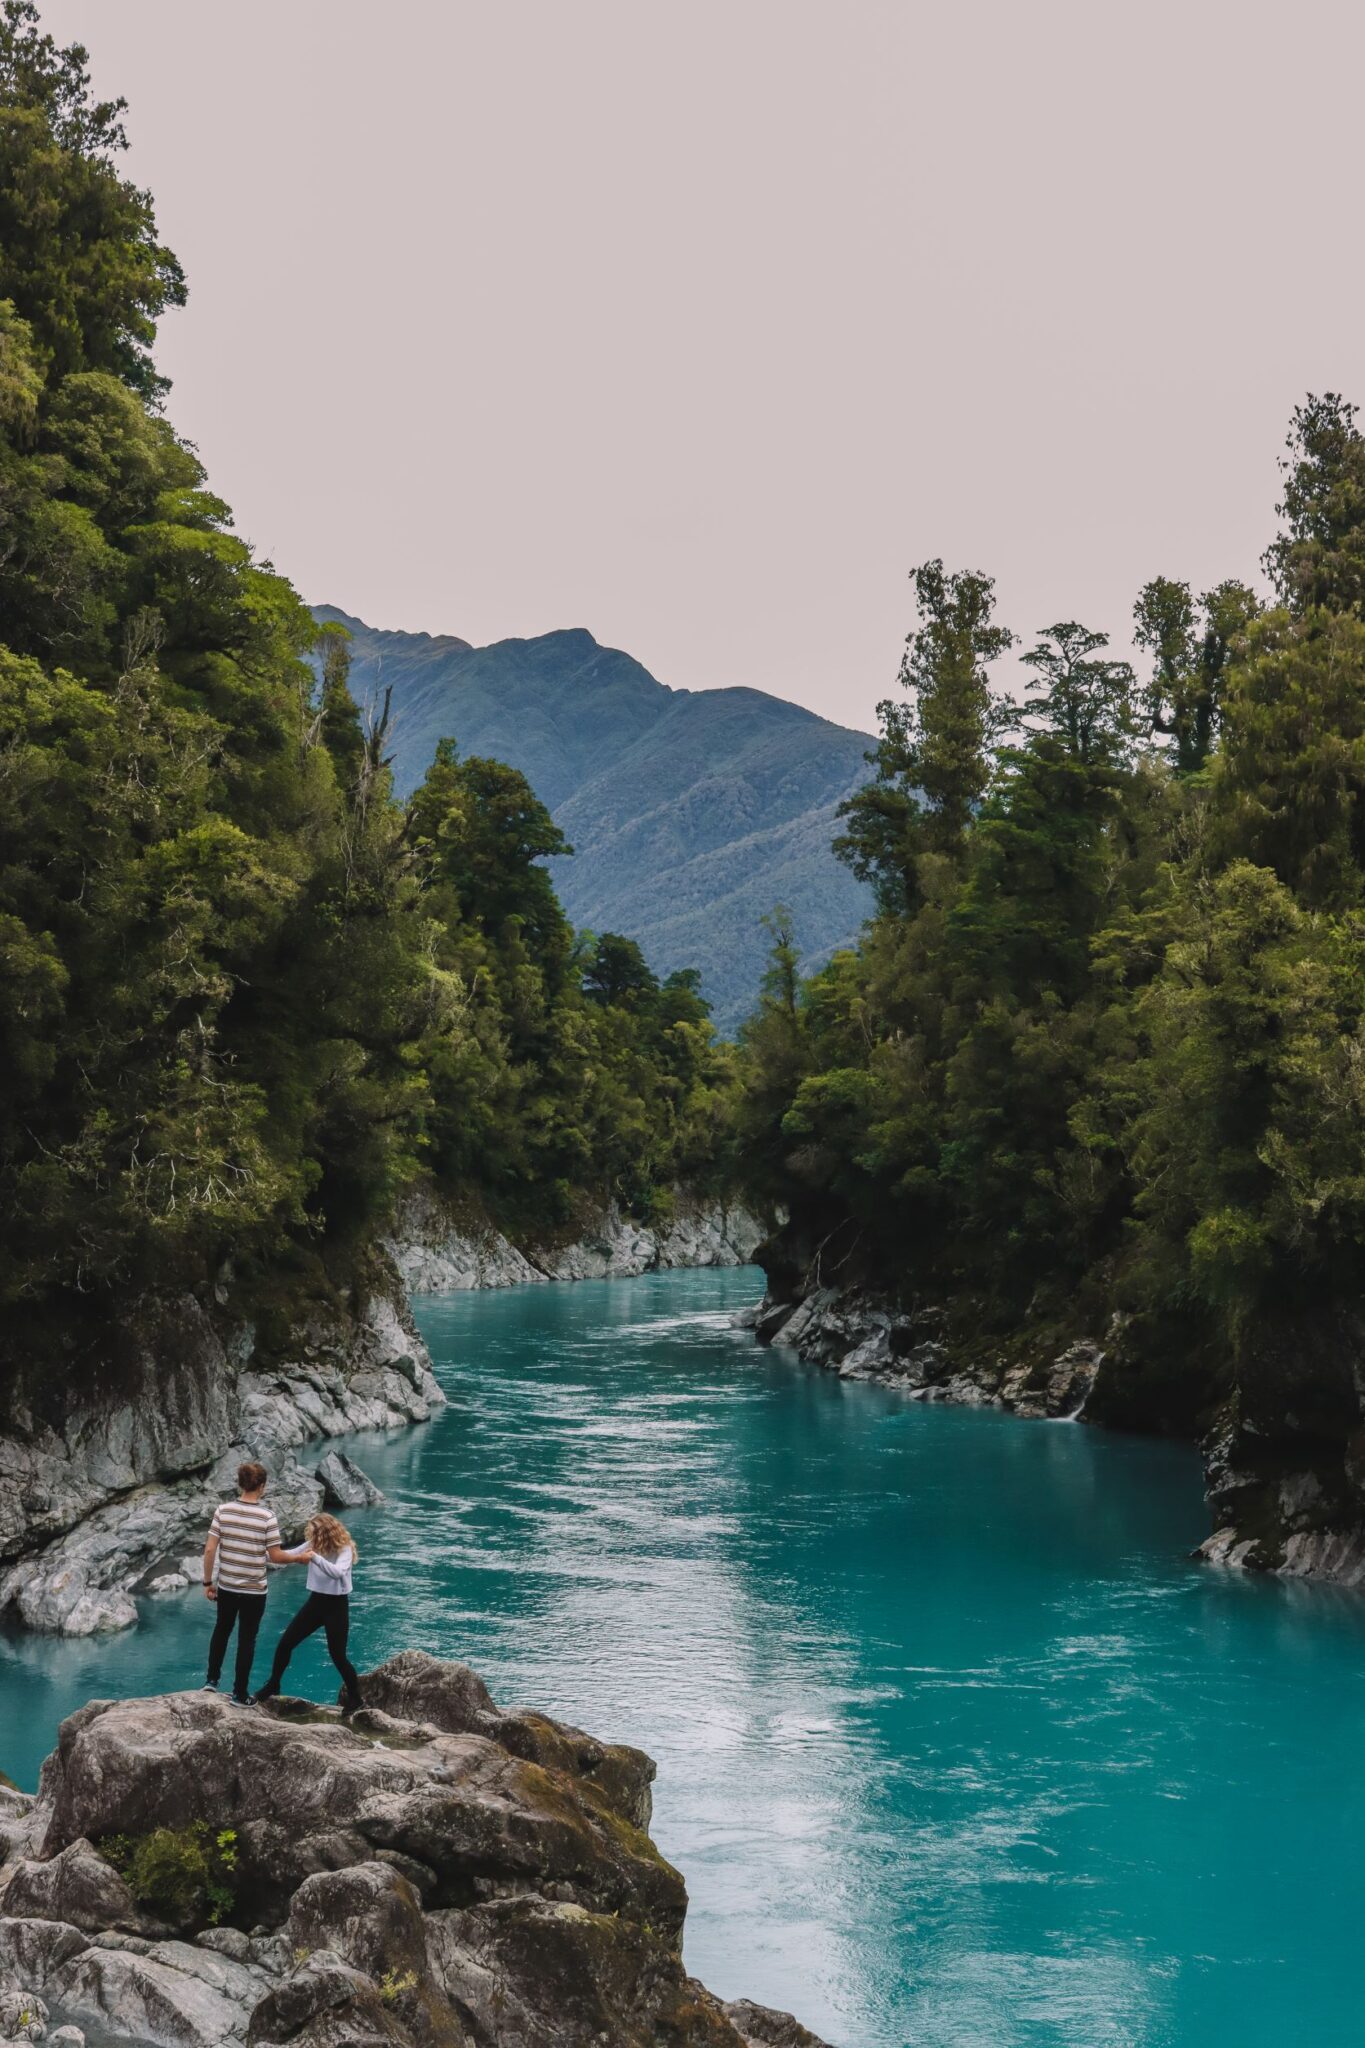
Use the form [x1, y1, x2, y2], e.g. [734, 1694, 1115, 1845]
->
[202, 1461, 300, 1706]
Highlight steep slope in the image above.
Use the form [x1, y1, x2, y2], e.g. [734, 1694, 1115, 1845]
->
[315, 607, 873, 1031]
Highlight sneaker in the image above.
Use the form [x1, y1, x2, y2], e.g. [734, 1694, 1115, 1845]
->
[227, 1694, 251, 1709]
[251, 1687, 279, 1705]
[201, 1681, 219, 1693]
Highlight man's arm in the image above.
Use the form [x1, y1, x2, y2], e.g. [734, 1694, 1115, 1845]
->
[202, 1529, 219, 1603]
[267, 1544, 302, 1564]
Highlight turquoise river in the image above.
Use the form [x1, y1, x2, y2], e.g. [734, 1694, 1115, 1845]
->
[3, 1267, 1363, 2047]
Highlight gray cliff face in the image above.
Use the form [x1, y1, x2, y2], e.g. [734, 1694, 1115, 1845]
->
[0, 1653, 831, 2048]
[747, 1288, 1103, 1420]
[386, 1189, 765, 1295]
[0, 1277, 443, 1639]
[1193, 1338, 1365, 1590]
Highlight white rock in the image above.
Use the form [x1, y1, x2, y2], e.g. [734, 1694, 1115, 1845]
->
[48, 1940, 271, 2048]
[0, 1990, 46, 2042]
[387, 1188, 764, 1295]
[315, 1451, 384, 1510]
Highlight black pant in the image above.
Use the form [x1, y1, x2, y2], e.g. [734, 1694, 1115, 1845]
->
[206, 1589, 267, 1701]
[266, 1592, 361, 1704]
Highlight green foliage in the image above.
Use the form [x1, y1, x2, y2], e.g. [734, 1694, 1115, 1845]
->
[100, 1824, 238, 1927]
[378, 1968, 420, 2004]
[1262, 392, 1365, 616]
[0, 12, 732, 1382]
[1020, 622, 1135, 766]
[1133, 575, 1258, 774]
[0, 2, 184, 398]
[835, 559, 1014, 914]
[740, 401, 1365, 1401]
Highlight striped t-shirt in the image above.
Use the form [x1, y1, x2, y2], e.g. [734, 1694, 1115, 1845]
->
[210, 1499, 282, 1592]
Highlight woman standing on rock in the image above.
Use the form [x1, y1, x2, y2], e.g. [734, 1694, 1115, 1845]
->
[253, 1513, 364, 1714]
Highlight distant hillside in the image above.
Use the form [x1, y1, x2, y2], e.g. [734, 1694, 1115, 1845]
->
[315, 608, 873, 1032]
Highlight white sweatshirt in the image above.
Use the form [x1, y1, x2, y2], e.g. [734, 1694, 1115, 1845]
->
[284, 1542, 354, 1595]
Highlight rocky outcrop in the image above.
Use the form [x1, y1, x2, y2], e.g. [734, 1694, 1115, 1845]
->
[0, 1655, 830, 2048]
[0, 1277, 441, 1639]
[748, 1287, 1102, 1420]
[1194, 1384, 1365, 1589]
[751, 1279, 1365, 1591]
[387, 1187, 764, 1295]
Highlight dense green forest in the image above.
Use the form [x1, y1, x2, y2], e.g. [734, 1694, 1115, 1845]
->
[737, 398, 1365, 1429]
[9, 0, 1363, 1464]
[0, 4, 727, 1378]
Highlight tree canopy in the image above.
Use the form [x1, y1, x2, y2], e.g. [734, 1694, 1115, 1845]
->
[0, 8, 730, 1387]
[740, 394, 1365, 1424]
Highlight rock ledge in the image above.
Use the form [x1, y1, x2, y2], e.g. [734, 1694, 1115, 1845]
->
[0, 1653, 829, 2048]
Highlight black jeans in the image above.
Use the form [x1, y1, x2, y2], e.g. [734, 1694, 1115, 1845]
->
[265, 1592, 362, 1704]
[206, 1589, 267, 1702]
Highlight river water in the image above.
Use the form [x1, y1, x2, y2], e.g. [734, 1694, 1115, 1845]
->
[3, 1267, 1365, 2047]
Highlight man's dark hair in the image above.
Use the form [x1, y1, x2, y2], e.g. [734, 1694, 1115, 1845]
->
[237, 1461, 268, 1493]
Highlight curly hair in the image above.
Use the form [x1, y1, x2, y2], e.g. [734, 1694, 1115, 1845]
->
[306, 1512, 357, 1559]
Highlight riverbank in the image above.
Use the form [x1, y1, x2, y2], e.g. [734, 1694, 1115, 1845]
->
[0, 1193, 761, 1639]
[386, 1187, 763, 1291]
[746, 1281, 1365, 1591]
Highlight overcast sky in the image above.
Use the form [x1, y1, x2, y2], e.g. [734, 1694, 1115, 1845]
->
[41, 0, 1365, 733]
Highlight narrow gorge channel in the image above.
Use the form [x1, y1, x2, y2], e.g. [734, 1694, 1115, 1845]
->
[4, 1268, 1364, 2048]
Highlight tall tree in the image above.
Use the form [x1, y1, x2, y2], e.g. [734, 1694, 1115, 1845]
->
[0, 0, 184, 397]
[1020, 621, 1135, 766]
[835, 560, 1014, 914]
[1262, 392, 1365, 616]
[1133, 576, 1258, 774]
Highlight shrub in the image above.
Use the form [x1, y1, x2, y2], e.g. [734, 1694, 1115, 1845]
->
[100, 1823, 238, 1926]
[378, 1969, 419, 2005]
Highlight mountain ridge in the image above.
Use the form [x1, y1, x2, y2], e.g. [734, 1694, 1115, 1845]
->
[315, 605, 874, 1031]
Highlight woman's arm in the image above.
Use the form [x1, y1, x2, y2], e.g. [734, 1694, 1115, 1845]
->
[308, 1546, 353, 1583]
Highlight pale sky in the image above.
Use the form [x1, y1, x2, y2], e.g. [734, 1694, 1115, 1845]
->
[41, 0, 1365, 732]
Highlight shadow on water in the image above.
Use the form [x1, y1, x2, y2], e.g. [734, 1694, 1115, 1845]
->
[4, 1267, 1365, 2048]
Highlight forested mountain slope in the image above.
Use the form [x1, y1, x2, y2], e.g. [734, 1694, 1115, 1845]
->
[314, 607, 874, 1032]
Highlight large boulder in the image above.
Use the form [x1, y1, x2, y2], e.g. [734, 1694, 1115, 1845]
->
[286, 1866, 461, 2048]
[314, 1452, 384, 1511]
[0, 1916, 269, 2046]
[0, 1657, 831, 2048]
[246, 1953, 418, 2048]
[2, 1840, 147, 1935]
[46, 1937, 272, 2048]
[722, 1998, 832, 2048]
[354, 1651, 655, 1829]
[425, 1897, 742, 2048]
[0, 1987, 46, 2042]
[40, 1687, 682, 1940]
